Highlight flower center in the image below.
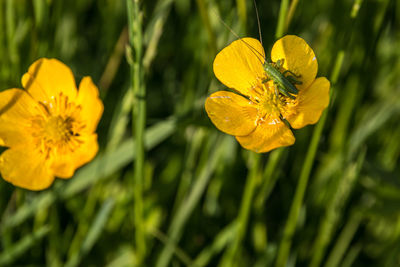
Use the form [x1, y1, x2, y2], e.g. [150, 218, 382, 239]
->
[28, 93, 85, 157]
[254, 81, 297, 124]
[43, 116, 74, 143]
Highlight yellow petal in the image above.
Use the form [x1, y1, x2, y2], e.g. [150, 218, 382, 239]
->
[205, 91, 258, 136]
[0, 146, 54, 190]
[77, 77, 104, 133]
[50, 134, 99, 178]
[236, 119, 295, 153]
[0, 89, 37, 147]
[21, 58, 77, 103]
[271, 35, 318, 90]
[285, 77, 330, 129]
[213, 38, 266, 97]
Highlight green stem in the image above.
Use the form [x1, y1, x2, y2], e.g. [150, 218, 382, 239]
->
[275, 0, 290, 39]
[156, 134, 222, 267]
[309, 150, 365, 267]
[196, 0, 217, 55]
[255, 148, 286, 210]
[324, 212, 362, 267]
[275, 110, 328, 267]
[219, 153, 261, 267]
[285, 0, 300, 32]
[5, 0, 19, 82]
[275, 50, 345, 267]
[236, 0, 247, 33]
[127, 0, 146, 260]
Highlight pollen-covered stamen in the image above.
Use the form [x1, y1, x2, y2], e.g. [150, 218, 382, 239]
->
[255, 82, 297, 124]
[28, 92, 86, 156]
[44, 116, 74, 142]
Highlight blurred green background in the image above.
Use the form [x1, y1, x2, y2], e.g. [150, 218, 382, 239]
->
[0, 0, 399, 266]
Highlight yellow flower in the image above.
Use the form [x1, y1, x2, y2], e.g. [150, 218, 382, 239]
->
[0, 58, 103, 190]
[205, 35, 330, 153]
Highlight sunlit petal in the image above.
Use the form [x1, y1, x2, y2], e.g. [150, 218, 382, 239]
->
[0, 89, 37, 147]
[0, 146, 54, 191]
[50, 134, 99, 178]
[205, 91, 258, 136]
[77, 77, 104, 133]
[213, 38, 266, 97]
[21, 58, 78, 103]
[236, 119, 295, 153]
[285, 77, 330, 129]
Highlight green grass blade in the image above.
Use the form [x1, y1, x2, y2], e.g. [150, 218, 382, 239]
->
[219, 152, 261, 267]
[324, 211, 363, 267]
[193, 222, 238, 267]
[143, 0, 174, 69]
[127, 0, 147, 260]
[0, 225, 50, 266]
[309, 150, 366, 267]
[155, 133, 224, 267]
[65, 198, 115, 267]
[275, 0, 290, 39]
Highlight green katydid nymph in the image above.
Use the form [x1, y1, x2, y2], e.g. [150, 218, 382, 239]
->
[233, 37, 303, 100]
[262, 58, 302, 100]
[214, 1, 303, 101]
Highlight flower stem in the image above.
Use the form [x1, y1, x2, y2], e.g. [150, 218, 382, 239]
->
[275, 46, 346, 267]
[127, 0, 146, 260]
[275, 0, 290, 39]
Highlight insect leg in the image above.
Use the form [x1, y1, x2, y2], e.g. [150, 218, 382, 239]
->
[262, 77, 271, 84]
[275, 59, 283, 68]
[283, 69, 301, 78]
[279, 113, 292, 128]
[286, 75, 303, 85]
[273, 82, 279, 97]
[277, 85, 296, 99]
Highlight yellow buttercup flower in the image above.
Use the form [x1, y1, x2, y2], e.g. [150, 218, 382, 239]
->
[205, 35, 330, 153]
[0, 58, 103, 190]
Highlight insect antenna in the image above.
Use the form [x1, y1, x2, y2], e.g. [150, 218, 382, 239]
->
[253, 0, 263, 46]
[211, 6, 266, 66]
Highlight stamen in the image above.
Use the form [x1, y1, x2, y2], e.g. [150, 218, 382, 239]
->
[27, 92, 86, 156]
[255, 81, 297, 125]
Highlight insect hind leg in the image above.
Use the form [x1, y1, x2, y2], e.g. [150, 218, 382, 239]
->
[262, 77, 271, 84]
[282, 70, 303, 85]
[277, 85, 296, 99]
[285, 75, 303, 85]
[283, 69, 301, 78]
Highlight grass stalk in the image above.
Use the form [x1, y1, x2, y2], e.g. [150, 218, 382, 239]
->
[219, 153, 261, 267]
[275, 48, 346, 267]
[126, 0, 147, 260]
[155, 134, 222, 267]
[275, 110, 328, 267]
[275, 0, 290, 39]
[5, 0, 18, 81]
[196, 0, 217, 55]
[193, 222, 238, 267]
[324, 211, 363, 267]
[309, 150, 365, 267]
[285, 0, 300, 33]
[236, 0, 247, 33]
[254, 148, 286, 210]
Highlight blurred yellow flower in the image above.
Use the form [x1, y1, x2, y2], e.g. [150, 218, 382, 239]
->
[0, 58, 103, 190]
[205, 35, 330, 153]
